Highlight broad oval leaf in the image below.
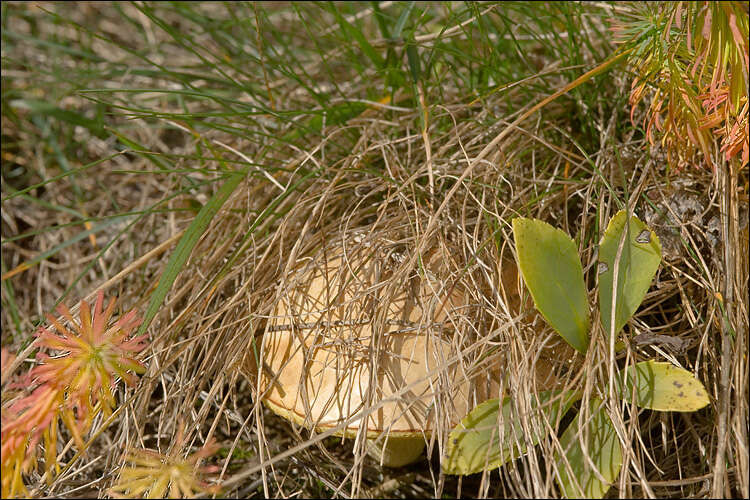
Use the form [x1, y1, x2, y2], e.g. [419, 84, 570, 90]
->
[619, 360, 709, 412]
[443, 390, 578, 475]
[513, 217, 590, 354]
[555, 399, 622, 499]
[598, 210, 661, 337]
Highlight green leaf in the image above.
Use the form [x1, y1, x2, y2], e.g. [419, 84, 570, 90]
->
[137, 171, 245, 335]
[598, 210, 661, 337]
[619, 360, 709, 412]
[392, 1, 416, 39]
[555, 399, 622, 498]
[443, 390, 578, 475]
[512, 217, 590, 354]
[406, 43, 421, 82]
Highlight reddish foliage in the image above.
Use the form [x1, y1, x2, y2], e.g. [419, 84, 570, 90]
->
[1, 292, 148, 498]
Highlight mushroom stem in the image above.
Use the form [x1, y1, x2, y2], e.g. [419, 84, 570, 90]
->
[366, 436, 426, 467]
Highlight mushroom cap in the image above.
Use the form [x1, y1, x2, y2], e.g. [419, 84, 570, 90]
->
[252, 240, 500, 438]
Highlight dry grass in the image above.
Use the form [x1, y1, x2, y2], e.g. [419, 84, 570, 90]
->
[2, 2, 748, 498]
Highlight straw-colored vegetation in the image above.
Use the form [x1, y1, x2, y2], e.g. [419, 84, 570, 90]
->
[1, 2, 747, 498]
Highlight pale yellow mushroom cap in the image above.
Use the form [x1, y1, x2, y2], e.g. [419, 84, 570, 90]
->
[250, 239, 500, 445]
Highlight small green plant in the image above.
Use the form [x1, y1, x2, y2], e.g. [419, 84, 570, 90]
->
[442, 210, 710, 498]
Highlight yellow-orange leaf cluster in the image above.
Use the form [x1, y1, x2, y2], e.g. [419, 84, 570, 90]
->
[1, 292, 148, 498]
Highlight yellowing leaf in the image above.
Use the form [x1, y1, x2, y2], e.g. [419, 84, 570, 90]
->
[512, 217, 590, 354]
[619, 360, 710, 412]
[443, 391, 577, 475]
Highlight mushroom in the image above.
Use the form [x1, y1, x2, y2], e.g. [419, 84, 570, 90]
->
[246, 237, 503, 467]
[246, 236, 565, 467]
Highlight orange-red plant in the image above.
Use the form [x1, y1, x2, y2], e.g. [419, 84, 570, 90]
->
[108, 423, 221, 499]
[1, 292, 148, 498]
[614, 1, 749, 170]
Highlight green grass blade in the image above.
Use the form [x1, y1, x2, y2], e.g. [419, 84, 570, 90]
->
[281, 101, 368, 144]
[330, 3, 385, 70]
[1, 152, 124, 203]
[2, 215, 133, 280]
[370, 1, 392, 39]
[137, 171, 245, 335]
[1, 256, 23, 341]
[10, 99, 103, 134]
[392, 1, 416, 39]
[107, 128, 175, 172]
[406, 43, 421, 82]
